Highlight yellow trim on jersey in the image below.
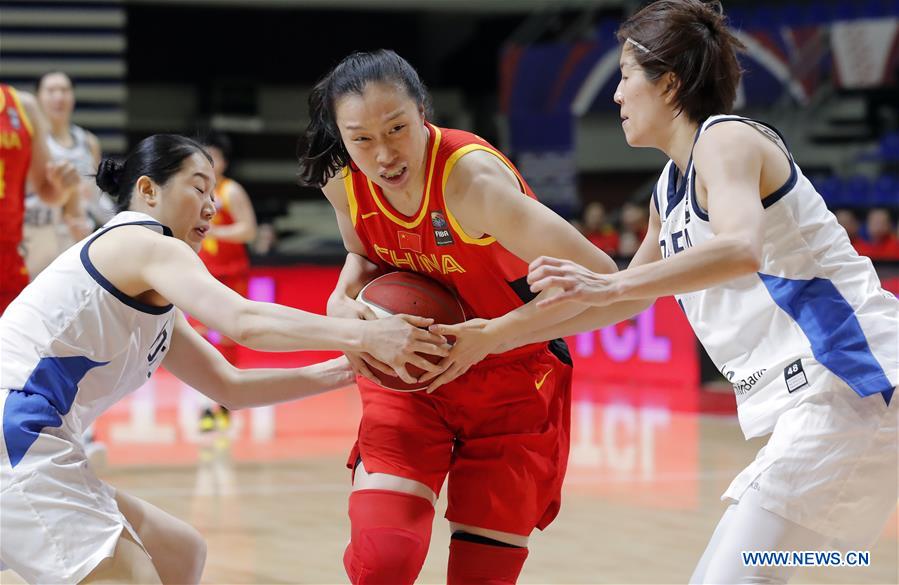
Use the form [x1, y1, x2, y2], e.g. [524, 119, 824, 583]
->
[7, 87, 34, 137]
[343, 168, 359, 227]
[366, 125, 442, 229]
[441, 143, 532, 246]
[0, 90, 6, 113]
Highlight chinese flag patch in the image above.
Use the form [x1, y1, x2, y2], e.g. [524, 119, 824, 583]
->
[398, 231, 422, 253]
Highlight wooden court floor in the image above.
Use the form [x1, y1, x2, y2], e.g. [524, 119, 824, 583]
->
[2, 413, 896, 584]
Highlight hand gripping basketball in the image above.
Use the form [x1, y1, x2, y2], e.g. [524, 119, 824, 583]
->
[357, 272, 466, 391]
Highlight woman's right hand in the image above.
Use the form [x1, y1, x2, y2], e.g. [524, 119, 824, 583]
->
[361, 314, 450, 384]
[327, 294, 448, 385]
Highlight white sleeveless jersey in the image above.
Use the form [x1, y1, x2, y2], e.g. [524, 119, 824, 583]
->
[654, 115, 898, 438]
[0, 212, 175, 466]
[25, 124, 115, 230]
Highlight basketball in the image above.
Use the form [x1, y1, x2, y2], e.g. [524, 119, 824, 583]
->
[356, 271, 466, 391]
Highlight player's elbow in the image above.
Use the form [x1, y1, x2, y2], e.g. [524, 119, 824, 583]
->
[229, 301, 262, 348]
[215, 369, 245, 411]
[727, 235, 763, 273]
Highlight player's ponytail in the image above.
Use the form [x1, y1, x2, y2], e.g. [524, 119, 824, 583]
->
[95, 134, 211, 212]
[297, 49, 433, 189]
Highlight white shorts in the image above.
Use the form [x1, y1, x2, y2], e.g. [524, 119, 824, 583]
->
[725, 375, 898, 548]
[0, 390, 147, 584]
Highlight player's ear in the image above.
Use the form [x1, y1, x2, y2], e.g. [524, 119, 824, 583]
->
[135, 175, 157, 207]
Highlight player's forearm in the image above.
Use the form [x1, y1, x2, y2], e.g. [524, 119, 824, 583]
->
[222, 359, 355, 410]
[329, 253, 382, 305]
[209, 222, 256, 243]
[487, 287, 589, 346]
[234, 301, 365, 353]
[614, 234, 760, 302]
[499, 299, 654, 351]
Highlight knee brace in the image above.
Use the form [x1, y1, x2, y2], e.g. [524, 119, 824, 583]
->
[344, 489, 435, 585]
[447, 532, 529, 585]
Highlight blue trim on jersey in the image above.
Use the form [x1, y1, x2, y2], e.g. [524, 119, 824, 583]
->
[761, 165, 798, 209]
[686, 116, 799, 221]
[3, 356, 108, 467]
[665, 163, 688, 219]
[80, 221, 174, 315]
[652, 184, 660, 216]
[759, 274, 894, 405]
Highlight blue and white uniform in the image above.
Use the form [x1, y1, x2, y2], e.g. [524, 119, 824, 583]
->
[655, 115, 898, 547]
[1, 212, 175, 583]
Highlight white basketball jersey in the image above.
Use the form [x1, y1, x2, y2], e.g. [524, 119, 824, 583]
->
[655, 115, 898, 438]
[0, 212, 176, 466]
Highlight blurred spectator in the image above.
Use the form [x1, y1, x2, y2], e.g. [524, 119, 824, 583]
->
[252, 223, 278, 256]
[834, 209, 862, 247]
[23, 72, 109, 277]
[191, 131, 257, 433]
[856, 208, 898, 260]
[581, 201, 619, 255]
[618, 201, 648, 257]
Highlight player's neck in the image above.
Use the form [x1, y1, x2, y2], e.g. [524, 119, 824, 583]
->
[381, 163, 427, 215]
[659, 118, 699, 174]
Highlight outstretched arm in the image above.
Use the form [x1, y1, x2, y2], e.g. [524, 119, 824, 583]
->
[529, 123, 765, 308]
[498, 201, 663, 350]
[163, 311, 355, 410]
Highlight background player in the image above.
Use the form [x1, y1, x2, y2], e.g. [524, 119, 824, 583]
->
[23, 71, 108, 277]
[297, 49, 635, 585]
[191, 131, 258, 432]
[524, 2, 898, 582]
[0, 83, 79, 313]
[0, 133, 449, 584]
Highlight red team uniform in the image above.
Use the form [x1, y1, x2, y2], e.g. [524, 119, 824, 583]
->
[195, 178, 250, 363]
[344, 122, 573, 536]
[0, 85, 34, 313]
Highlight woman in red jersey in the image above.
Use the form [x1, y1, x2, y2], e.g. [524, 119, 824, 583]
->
[0, 84, 79, 312]
[298, 50, 639, 585]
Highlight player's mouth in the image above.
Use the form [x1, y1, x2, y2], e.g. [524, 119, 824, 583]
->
[194, 225, 209, 238]
[380, 165, 408, 185]
[621, 115, 630, 127]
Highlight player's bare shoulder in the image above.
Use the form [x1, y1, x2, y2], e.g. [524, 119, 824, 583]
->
[322, 171, 350, 212]
[443, 149, 518, 202]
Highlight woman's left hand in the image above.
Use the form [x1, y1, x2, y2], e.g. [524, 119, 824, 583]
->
[527, 256, 623, 309]
[419, 318, 500, 393]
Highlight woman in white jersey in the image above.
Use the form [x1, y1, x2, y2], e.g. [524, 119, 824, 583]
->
[23, 71, 114, 277]
[522, 1, 898, 583]
[0, 134, 448, 584]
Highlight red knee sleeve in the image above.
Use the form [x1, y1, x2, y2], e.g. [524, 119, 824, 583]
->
[447, 538, 529, 585]
[343, 489, 435, 585]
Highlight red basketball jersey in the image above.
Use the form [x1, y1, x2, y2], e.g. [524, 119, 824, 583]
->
[0, 85, 33, 245]
[199, 178, 250, 277]
[344, 122, 538, 321]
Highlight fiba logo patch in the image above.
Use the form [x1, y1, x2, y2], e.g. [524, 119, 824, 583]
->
[431, 211, 454, 246]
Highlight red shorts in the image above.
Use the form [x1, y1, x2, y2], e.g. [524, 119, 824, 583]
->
[0, 245, 29, 314]
[348, 341, 573, 536]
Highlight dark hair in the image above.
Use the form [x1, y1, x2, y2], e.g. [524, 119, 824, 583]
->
[203, 130, 233, 163]
[617, 0, 745, 123]
[95, 134, 211, 212]
[37, 71, 74, 93]
[296, 49, 433, 188]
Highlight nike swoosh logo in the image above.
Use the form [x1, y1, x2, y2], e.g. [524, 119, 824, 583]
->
[535, 368, 553, 390]
[361, 211, 379, 219]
